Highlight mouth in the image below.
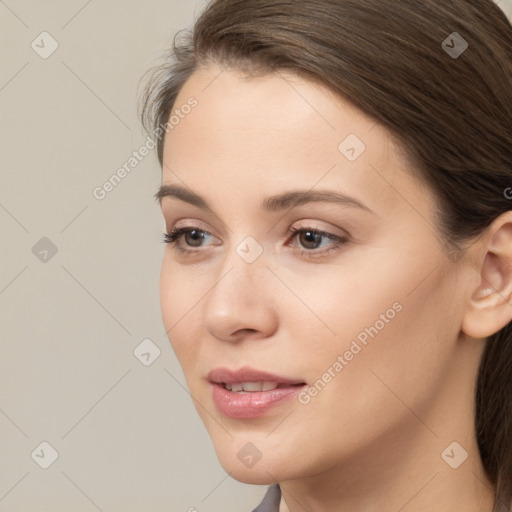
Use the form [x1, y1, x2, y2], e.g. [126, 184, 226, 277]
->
[220, 381, 305, 392]
[207, 367, 307, 419]
[207, 366, 306, 389]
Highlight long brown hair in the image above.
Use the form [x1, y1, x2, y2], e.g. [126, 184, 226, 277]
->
[140, 0, 512, 508]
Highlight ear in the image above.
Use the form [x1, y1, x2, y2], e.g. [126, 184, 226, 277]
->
[462, 211, 512, 339]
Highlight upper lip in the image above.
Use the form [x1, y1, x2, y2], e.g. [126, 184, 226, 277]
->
[207, 366, 306, 385]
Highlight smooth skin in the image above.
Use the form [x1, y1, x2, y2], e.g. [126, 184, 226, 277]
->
[157, 63, 512, 511]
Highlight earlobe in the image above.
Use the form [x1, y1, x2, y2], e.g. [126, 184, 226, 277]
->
[461, 213, 512, 340]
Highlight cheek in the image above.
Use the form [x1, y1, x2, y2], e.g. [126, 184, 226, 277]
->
[272, 258, 404, 359]
[159, 257, 204, 365]
[292, 258, 459, 436]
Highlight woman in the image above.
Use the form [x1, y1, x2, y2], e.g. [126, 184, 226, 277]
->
[140, 0, 512, 510]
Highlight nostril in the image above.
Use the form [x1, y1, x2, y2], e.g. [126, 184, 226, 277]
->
[232, 328, 258, 338]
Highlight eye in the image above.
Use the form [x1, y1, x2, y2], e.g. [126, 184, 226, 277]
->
[287, 226, 348, 257]
[162, 226, 217, 256]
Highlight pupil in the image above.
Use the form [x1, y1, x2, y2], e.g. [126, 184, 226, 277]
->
[301, 231, 321, 249]
[186, 230, 204, 247]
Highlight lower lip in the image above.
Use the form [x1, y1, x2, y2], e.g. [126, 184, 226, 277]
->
[211, 383, 305, 419]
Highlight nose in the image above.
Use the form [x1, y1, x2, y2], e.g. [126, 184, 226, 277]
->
[202, 255, 279, 343]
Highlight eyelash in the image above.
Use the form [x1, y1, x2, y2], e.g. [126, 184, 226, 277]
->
[162, 225, 348, 259]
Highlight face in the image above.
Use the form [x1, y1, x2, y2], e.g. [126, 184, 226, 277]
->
[158, 63, 477, 485]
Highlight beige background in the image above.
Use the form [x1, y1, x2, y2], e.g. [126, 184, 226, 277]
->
[1, 1, 511, 511]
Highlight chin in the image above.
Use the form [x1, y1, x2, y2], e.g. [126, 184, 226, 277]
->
[211, 441, 294, 485]
[220, 460, 281, 485]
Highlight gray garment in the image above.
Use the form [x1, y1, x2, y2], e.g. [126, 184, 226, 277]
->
[252, 485, 281, 512]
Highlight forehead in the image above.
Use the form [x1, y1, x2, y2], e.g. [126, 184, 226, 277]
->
[161, 63, 434, 222]
[168, 63, 376, 152]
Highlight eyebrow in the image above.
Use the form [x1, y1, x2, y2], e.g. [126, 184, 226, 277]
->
[155, 184, 375, 214]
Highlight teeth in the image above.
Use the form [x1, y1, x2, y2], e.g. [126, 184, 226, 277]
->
[241, 382, 266, 392]
[224, 381, 279, 392]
